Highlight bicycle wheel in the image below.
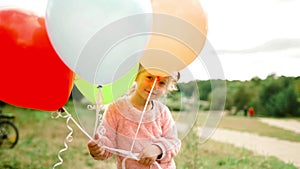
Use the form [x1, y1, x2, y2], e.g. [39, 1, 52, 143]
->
[0, 121, 19, 148]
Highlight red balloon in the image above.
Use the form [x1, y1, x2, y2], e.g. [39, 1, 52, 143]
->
[0, 8, 74, 111]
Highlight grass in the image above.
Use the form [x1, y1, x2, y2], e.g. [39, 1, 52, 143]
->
[176, 128, 297, 169]
[293, 118, 300, 122]
[0, 104, 116, 169]
[0, 103, 298, 169]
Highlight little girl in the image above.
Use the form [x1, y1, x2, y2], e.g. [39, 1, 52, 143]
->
[88, 66, 181, 169]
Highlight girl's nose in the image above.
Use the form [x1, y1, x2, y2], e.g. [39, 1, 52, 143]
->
[152, 77, 162, 90]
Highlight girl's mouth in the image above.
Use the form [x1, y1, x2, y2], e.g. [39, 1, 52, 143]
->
[146, 90, 157, 96]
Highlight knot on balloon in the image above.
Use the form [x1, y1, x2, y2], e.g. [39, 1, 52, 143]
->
[51, 108, 70, 119]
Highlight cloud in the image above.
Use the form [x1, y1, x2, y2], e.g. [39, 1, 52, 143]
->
[216, 38, 300, 54]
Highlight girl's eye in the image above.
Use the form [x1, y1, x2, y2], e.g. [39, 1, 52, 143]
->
[159, 81, 166, 85]
[146, 76, 154, 81]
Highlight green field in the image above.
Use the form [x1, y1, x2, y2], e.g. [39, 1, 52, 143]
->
[0, 103, 298, 169]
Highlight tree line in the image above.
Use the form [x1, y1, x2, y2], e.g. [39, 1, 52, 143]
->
[173, 74, 300, 117]
[1, 74, 299, 117]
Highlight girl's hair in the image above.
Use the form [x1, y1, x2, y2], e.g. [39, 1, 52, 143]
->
[126, 64, 180, 96]
[137, 65, 180, 82]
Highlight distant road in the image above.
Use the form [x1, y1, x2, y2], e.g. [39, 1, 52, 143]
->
[199, 128, 300, 168]
[258, 118, 300, 134]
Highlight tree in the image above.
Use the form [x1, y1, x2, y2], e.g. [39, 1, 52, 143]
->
[232, 85, 252, 113]
[197, 80, 212, 100]
[259, 76, 300, 117]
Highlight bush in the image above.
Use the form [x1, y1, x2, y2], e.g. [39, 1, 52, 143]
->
[259, 77, 300, 117]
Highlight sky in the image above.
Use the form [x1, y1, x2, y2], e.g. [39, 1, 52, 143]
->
[199, 0, 300, 81]
[1, 0, 299, 81]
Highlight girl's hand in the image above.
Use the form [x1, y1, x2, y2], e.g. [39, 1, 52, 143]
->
[87, 134, 107, 160]
[138, 145, 162, 166]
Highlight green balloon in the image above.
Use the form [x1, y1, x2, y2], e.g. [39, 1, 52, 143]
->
[75, 64, 138, 104]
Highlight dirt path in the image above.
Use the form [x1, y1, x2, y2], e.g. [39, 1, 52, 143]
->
[199, 127, 300, 168]
[258, 118, 300, 134]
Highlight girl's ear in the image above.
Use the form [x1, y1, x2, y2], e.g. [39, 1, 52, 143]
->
[126, 82, 137, 96]
[134, 76, 139, 82]
[135, 71, 142, 81]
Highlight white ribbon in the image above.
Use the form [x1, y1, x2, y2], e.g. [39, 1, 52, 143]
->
[53, 77, 162, 169]
[123, 77, 162, 169]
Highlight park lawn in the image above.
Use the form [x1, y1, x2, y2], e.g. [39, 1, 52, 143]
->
[176, 128, 297, 169]
[294, 117, 300, 122]
[0, 104, 297, 169]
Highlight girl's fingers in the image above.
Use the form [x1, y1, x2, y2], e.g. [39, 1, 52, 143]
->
[91, 146, 107, 157]
[94, 133, 99, 140]
[139, 157, 154, 166]
[89, 144, 100, 152]
[99, 147, 106, 156]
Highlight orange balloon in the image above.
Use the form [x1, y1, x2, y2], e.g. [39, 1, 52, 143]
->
[140, 0, 208, 76]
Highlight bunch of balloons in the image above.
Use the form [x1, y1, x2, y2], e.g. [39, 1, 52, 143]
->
[0, 1, 216, 168]
[0, 0, 208, 111]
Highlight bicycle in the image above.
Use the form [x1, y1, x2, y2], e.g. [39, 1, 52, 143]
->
[0, 110, 19, 148]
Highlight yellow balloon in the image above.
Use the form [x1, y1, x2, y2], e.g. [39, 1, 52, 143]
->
[140, 0, 208, 76]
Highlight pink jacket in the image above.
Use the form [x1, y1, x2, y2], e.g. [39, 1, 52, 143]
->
[99, 96, 181, 169]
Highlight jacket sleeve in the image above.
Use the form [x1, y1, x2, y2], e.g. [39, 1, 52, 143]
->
[153, 106, 181, 163]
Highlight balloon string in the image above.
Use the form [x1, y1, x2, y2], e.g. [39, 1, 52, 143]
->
[52, 111, 73, 169]
[64, 107, 93, 140]
[51, 108, 93, 168]
[122, 77, 162, 169]
[93, 85, 104, 137]
[103, 146, 161, 169]
[51, 107, 161, 169]
[101, 145, 161, 169]
[121, 155, 162, 169]
[129, 77, 157, 152]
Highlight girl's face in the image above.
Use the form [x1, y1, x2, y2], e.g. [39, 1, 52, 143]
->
[134, 71, 169, 101]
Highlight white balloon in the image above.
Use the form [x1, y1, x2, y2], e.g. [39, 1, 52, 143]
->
[77, 13, 152, 84]
[46, 0, 152, 84]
